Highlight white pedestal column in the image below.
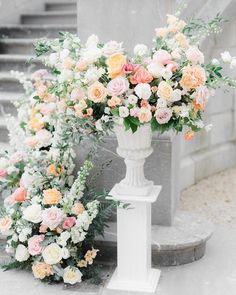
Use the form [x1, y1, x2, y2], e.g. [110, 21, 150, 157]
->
[107, 186, 161, 293]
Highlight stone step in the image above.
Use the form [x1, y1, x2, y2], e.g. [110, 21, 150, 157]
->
[0, 73, 25, 92]
[0, 118, 9, 143]
[21, 11, 77, 25]
[0, 38, 35, 55]
[0, 54, 42, 73]
[0, 92, 22, 116]
[45, 1, 77, 11]
[0, 24, 77, 39]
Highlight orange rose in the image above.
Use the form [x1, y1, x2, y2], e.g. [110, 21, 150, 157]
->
[180, 66, 206, 90]
[88, 81, 107, 103]
[106, 53, 126, 78]
[43, 188, 62, 205]
[47, 164, 64, 177]
[130, 67, 153, 84]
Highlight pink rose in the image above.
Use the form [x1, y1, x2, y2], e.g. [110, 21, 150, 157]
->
[0, 169, 7, 177]
[153, 50, 172, 65]
[130, 68, 153, 84]
[41, 207, 64, 230]
[40, 103, 56, 116]
[13, 187, 27, 202]
[155, 108, 172, 124]
[193, 86, 210, 106]
[71, 88, 85, 101]
[62, 217, 76, 229]
[186, 47, 204, 64]
[31, 69, 48, 79]
[28, 235, 44, 256]
[122, 63, 139, 74]
[107, 76, 129, 96]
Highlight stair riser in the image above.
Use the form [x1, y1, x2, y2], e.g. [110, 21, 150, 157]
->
[0, 127, 9, 142]
[0, 80, 24, 93]
[45, 3, 77, 11]
[0, 60, 43, 73]
[0, 42, 34, 55]
[0, 27, 77, 38]
[21, 15, 77, 25]
[0, 101, 17, 116]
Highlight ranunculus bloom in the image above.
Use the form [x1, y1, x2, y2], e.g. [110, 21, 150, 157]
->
[28, 235, 45, 256]
[32, 262, 53, 279]
[107, 76, 129, 96]
[0, 216, 12, 234]
[138, 108, 152, 123]
[157, 81, 173, 101]
[186, 47, 204, 64]
[155, 108, 172, 124]
[130, 68, 153, 84]
[122, 63, 139, 74]
[0, 169, 7, 177]
[13, 187, 27, 202]
[63, 217, 76, 229]
[41, 207, 64, 230]
[106, 53, 127, 78]
[43, 188, 62, 205]
[87, 81, 107, 103]
[180, 66, 206, 90]
[153, 50, 172, 65]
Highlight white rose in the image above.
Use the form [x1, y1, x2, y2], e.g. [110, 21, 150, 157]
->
[118, 106, 129, 118]
[134, 83, 151, 100]
[86, 34, 99, 48]
[42, 243, 63, 265]
[221, 51, 232, 63]
[62, 247, 70, 259]
[15, 244, 30, 262]
[147, 62, 163, 78]
[23, 204, 42, 223]
[171, 89, 182, 102]
[63, 266, 82, 285]
[103, 41, 123, 56]
[58, 231, 70, 247]
[134, 44, 148, 56]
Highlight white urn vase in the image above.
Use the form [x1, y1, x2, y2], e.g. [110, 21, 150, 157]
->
[113, 123, 154, 196]
[107, 122, 161, 293]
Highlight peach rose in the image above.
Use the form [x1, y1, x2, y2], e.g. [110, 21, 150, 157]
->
[76, 60, 88, 71]
[138, 108, 152, 123]
[32, 262, 53, 279]
[28, 235, 45, 256]
[180, 66, 206, 90]
[13, 187, 27, 202]
[157, 81, 173, 101]
[107, 96, 122, 108]
[0, 216, 12, 234]
[88, 81, 107, 103]
[63, 217, 76, 229]
[71, 202, 85, 215]
[39, 224, 48, 233]
[43, 188, 62, 205]
[106, 53, 127, 78]
[130, 68, 153, 84]
[29, 117, 44, 131]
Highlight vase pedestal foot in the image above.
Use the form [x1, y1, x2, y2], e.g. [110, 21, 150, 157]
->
[107, 185, 162, 293]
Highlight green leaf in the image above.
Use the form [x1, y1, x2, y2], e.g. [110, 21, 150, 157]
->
[33, 95, 40, 100]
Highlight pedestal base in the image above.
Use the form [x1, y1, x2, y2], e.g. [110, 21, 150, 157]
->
[107, 267, 161, 293]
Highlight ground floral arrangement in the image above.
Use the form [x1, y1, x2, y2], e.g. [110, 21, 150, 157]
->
[0, 12, 236, 286]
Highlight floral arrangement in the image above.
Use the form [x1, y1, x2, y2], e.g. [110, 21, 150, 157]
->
[32, 14, 236, 139]
[0, 11, 236, 286]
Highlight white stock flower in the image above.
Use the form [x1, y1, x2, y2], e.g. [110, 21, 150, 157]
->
[134, 83, 151, 100]
[48, 53, 58, 67]
[134, 44, 148, 56]
[23, 204, 42, 223]
[63, 266, 82, 285]
[15, 244, 30, 262]
[221, 51, 232, 63]
[42, 243, 63, 265]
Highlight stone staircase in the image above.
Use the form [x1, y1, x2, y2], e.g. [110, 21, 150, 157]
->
[0, 1, 77, 152]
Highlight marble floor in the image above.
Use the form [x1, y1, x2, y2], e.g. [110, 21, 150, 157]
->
[0, 226, 235, 295]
